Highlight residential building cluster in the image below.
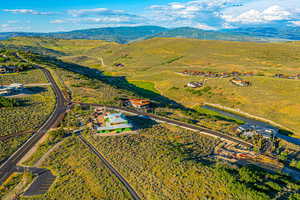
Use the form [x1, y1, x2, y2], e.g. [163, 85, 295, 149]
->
[274, 73, 300, 80]
[179, 70, 254, 78]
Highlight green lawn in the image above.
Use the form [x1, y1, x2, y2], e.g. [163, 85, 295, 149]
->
[129, 80, 159, 94]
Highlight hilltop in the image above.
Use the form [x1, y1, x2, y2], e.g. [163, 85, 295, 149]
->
[0, 26, 288, 44]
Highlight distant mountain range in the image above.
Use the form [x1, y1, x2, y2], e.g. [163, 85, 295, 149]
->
[221, 26, 300, 41]
[0, 25, 298, 44]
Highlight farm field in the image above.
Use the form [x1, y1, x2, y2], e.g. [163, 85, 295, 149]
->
[0, 85, 55, 163]
[84, 121, 300, 200]
[18, 137, 132, 200]
[3, 37, 300, 136]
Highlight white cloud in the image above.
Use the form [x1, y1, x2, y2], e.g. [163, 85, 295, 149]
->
[290, 21, 300, 26]
[50, 19, 65, 24]
[68, 8, 124, 17]
[146, 0, 244, 29]
[2, 9, 55, 15]
[222, 5, 293, 24]
[194, 23, 218, 30]
[0, 23, 31, 32]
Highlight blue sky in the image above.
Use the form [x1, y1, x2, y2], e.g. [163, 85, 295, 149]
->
[1, 0, 300, 32]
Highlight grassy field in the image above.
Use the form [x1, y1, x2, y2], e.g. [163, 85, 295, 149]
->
[3, 37, 300, 136]
[0, 172, 23, 198]
[0, 86, 55, 163]
[74, 38, 300, 136]
[84, 121, 300, 200]
[0, 69, 48, 84]
[128, 80, 159, 93]
[20, 137, 132, 200]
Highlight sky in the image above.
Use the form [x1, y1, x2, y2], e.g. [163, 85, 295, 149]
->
[0, 0, 300, 32]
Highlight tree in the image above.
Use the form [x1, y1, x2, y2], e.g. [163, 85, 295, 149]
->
[0, 96, 18, 107]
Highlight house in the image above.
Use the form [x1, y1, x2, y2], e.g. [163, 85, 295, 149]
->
[187, 82, 203, 88]
[0, 83, 24, 96]
[237, 124, 278, 139]
[114, 63, 125, 67]
[230, 78, 251, 87]
[96, 113, 133, 133]
[6, 66, 20, 73]
[127, 99, 151, 109]
[0, 66, 20, 74]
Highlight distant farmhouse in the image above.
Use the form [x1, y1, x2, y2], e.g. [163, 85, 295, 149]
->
[230, 78, 251, 87]
[114, 63, 125, 67]
[124, 99, 151, 109]
[0, 83, 24, 96]
[236, 124, 278, 139]
[187, 82, 203, 88]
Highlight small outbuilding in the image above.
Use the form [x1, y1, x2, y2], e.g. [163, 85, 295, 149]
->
[187, 82, 203, 88]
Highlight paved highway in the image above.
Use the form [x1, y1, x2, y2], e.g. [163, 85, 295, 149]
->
[79, 135, 141, 200]
[0, 66, 68, 184]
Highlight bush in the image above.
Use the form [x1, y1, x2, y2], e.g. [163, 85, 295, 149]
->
[0, 96, 18, 107]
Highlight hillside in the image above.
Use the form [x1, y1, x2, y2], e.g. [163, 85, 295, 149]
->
[1, 37, 300, 136]
[146, 27, 286, 42]
[0, 26, 287, 44]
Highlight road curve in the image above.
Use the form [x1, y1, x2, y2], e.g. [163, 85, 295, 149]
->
[0, 66, 67, 184]
[79, 103, 253, 148]
[78, 135, 141, 200]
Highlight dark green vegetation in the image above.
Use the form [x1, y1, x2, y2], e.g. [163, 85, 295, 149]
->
[85, 122, 300, 200]
[0, 49, 33, 69]
[0, 26, 288, 44]
[0, 96, 18, 107]
[20, 137, 132, 200]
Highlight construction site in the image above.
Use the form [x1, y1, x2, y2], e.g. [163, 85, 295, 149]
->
[212, 141, 284, 172]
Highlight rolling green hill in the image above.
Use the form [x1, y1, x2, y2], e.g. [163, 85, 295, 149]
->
[1, 37, 300, 136]
[0, 26, 287, 44]
[146, 27, 286, 42]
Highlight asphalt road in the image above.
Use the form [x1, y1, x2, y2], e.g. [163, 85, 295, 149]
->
[78, 135, 141, 200]
[0, 66, 67, 185]
[16, 166, 56, 196]
[80, 103, 253, 148]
